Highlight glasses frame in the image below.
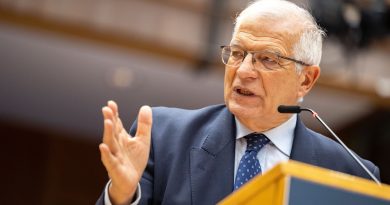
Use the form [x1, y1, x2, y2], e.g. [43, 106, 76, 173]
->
[220, 45, 311, 69]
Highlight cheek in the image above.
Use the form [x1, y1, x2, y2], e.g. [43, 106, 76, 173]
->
[223, 68, 235, 98]
[262, 71, 299, 99]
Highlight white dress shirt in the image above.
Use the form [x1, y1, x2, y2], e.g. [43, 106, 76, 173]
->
[234, 114, 296, 179]
[104, 114, 297, 205]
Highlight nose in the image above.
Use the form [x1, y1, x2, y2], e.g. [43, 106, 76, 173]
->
[236, 53, 258, 79]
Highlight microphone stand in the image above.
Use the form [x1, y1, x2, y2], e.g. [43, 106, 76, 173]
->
[300, 107, 381, 185]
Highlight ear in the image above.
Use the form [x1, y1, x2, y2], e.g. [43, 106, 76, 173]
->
[297, 65, 320, 98]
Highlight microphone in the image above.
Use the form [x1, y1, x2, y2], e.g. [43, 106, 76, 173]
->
[278, 105, 302, 114]
[278, 105, 381, 185]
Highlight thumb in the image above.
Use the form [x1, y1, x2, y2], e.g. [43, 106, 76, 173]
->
[135, 105, 153, 143]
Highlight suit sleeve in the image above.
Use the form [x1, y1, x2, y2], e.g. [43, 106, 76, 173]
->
[372, 165, 381, 181]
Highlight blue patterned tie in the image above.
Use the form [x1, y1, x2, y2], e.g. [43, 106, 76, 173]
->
[234, 133, 270, 189]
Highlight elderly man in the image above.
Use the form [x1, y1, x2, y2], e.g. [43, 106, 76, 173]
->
[96, 0, 380, 204]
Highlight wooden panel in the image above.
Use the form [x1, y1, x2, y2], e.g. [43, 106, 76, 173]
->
[0, 119, 107, 205]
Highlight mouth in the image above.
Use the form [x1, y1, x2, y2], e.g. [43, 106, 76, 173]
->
[234, 86, 255, 96]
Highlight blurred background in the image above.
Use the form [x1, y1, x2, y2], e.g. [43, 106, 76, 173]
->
[0, 0, 389, 204]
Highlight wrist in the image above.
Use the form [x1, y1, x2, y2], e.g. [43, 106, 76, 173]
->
[108, 183, 136, 205]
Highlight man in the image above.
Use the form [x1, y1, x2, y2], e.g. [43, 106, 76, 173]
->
[96, 0, 380, 204]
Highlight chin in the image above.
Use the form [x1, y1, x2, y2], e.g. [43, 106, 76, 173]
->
[226, 101, 260, 119]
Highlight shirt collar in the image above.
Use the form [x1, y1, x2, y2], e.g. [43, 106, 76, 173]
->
[235, 114, 297, 157]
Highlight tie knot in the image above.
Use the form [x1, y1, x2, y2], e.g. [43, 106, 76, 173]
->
[244, 133, 270, 153]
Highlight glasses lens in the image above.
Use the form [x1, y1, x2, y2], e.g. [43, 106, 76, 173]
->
[221, 47, 230, 65]
[253, 52, 282, 70]
[221, 46, 296, 70]
[221, 46, 243, 67]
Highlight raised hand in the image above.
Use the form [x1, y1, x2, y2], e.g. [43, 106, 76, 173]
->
[99, 101, 152, 205]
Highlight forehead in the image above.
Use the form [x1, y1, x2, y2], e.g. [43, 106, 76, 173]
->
[231, 15, 303, 53]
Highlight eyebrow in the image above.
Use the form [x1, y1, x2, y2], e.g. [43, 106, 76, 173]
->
[229, 42, 243, 49]
[229, 44, 284, 55]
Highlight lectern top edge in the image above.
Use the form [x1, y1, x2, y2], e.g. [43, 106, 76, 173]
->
[218, 160, 390, 205]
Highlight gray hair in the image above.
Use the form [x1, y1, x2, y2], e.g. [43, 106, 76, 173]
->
[234, 0, 326, 72]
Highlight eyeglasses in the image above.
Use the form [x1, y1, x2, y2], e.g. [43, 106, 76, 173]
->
[220, 45, 310, 71]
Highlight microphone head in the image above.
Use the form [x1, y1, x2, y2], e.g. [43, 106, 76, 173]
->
[278, 105, 302, 113]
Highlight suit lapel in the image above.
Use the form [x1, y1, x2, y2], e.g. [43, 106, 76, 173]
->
[189, 112, 320, 204]
[290, 116, 319, 166]
[190, 107, 236, 205]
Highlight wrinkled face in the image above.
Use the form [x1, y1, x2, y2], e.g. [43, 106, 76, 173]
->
[224, 15, 314, 131]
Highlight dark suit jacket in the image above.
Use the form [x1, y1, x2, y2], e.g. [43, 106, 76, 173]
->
[96, 104, 380, 205]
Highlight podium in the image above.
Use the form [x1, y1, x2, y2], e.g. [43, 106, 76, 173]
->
[218, 160, 390, 205]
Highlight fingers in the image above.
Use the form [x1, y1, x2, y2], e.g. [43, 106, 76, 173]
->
[102, 101, 152, 156]
[99, 143, 117, 171]
[135, 106, 153, 144]
[108, 100, 125, 134]
[102, 101, 121, 154]
[102, 106, 115, 122]
[108, 100, 119, 117]
[102, 117, 119, 154]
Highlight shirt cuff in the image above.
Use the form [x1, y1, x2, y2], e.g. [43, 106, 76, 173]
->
[104, 181, 141, 205]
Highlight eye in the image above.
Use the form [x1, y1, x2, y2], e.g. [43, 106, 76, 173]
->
[254, 52, 280, 70]
[261, 56, 278, 64]
[231, 50, 244, 59]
